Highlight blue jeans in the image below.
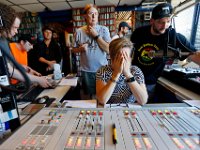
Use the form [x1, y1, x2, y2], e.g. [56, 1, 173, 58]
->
[146, 84, 156, 102]
[81, 71, 96, 95]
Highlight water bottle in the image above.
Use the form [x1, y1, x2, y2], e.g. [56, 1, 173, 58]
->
[53, 64, 62, 80]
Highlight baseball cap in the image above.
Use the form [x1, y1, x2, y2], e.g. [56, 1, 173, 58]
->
[119, 21, 131, 30]
[152, 3, 172, 20]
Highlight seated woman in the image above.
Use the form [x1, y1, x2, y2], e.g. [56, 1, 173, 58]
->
[96, 38, 148, 106]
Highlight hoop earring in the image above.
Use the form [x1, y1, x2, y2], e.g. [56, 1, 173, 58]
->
[0, 8, 4, 27]
[0, 16, 3, 27]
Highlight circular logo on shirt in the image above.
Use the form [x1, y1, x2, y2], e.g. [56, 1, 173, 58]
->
[137, 43, 159, 66]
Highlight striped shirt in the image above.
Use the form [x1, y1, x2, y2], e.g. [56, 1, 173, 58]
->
[96, 65, 145, 104]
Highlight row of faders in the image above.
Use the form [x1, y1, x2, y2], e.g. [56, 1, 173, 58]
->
[120, 108, 200, 150]
[149, 109, 200, 149]
[123, 110, 157, 149]
[65, 110, 104, 150]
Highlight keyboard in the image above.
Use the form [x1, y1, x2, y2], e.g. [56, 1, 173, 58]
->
[17, 85, 44, 102]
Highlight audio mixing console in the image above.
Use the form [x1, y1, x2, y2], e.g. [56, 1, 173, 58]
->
[1, 107, 200, 150]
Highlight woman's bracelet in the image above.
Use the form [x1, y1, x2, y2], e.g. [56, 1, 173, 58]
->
[126, 76, 135, 83]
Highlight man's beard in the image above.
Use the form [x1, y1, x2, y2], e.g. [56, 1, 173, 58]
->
[122, 31, 127, 36]
[152, 25, 165, 35]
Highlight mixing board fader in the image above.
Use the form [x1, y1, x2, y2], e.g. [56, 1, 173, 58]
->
[64, 110, 105, 150]
[1, 107, 200, 150]
[145, 109, 200, 150]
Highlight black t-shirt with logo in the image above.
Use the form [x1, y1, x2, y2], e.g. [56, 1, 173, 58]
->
[131, 25, 196, 84]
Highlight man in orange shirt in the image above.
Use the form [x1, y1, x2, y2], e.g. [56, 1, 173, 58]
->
[10, 36, 41, 84]
[10, 36, 30, 65]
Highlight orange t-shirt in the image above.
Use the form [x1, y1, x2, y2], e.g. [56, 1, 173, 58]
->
[9, 43, 28, 84]
[10, 43, 28, 65]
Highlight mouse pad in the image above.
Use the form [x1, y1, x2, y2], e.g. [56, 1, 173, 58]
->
[45, 98, 56, 107]
[32, 97, 56, 107]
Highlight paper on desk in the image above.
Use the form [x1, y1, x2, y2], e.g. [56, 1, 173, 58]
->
[17, 102, 31, 109]
[59, 77, 78, 86]
[63, 100, 97, 108]
[105, 103, 142, 108]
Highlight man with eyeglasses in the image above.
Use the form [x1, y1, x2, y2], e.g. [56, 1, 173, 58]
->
[131, 3, 200, 102]
[10, 36, 41, 84]
[73, 4, 111, 99]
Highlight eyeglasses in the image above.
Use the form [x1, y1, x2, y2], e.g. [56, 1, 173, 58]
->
[87, 12, 98, 16]
[109, 102, 129, 108]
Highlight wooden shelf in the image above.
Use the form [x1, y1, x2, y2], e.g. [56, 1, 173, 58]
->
[17, 12, 42, 41]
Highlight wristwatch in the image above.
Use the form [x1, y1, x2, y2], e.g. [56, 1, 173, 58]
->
[94, 34, 100, 40]
[126, 76, 135, 83]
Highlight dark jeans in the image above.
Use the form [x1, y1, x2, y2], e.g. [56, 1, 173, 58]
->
[146, 84, 156, 103]
[81, 71, 96, 95]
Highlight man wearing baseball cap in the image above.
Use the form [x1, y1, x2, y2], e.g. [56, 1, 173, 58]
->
[131, 3, 200, 102]
[112, 21, 131, 40]
[152, 3, 172, 19]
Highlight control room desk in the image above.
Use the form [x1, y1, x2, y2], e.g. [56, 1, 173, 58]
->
[37, 85, 71, 106]
[19, 85, 71, 124]
[157, 77, 200, 100]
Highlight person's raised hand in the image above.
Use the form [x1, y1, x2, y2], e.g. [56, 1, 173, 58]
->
[122, 50, 132, 77]
[87, 25, 98, 38]
[112, 51, 124, 75]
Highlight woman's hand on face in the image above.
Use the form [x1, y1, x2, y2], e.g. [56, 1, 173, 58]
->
[122, 50, 132, 77]
[112, 51, 124, 75]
